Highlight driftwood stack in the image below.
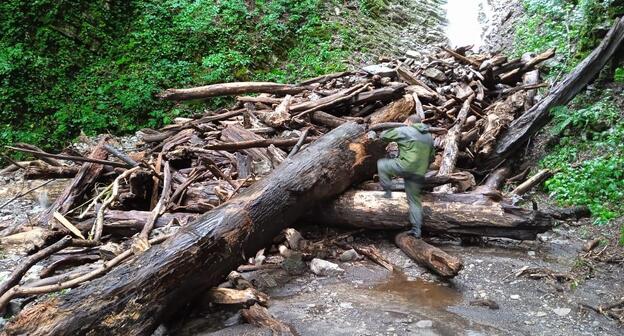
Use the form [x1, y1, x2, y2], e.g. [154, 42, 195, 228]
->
[4, 16, 624, 335]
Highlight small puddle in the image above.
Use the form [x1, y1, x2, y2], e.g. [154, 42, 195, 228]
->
[372, 270, 462, 309]
[443, 0, 492, 50]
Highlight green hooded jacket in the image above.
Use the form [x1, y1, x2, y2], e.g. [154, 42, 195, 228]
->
[380, 123, 433, 175]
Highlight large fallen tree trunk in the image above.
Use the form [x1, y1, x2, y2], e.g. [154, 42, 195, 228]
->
[3, 123, 382, 336]
[489, 18, 624, 164]
[318, 190, 552, 240]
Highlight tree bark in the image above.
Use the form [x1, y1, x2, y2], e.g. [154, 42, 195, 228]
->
[395, 232, 463, 278]
[490, 18, 624, 164]
[156, 82, 308, 100]
[36, 137, 110, 227]
[3, 123, 382, 336]
[24, 166, 80, 180]
[317, 190, 553, 240]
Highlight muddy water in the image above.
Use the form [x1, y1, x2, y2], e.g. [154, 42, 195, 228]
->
[372, 271, 462, 309]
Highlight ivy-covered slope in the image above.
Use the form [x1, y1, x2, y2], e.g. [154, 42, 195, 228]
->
[0, 0, 362, 151]
[512, 0, 624, 240]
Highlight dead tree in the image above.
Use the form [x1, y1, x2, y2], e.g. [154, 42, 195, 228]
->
[317, 190, 553, 240]
[3, 123, 383, 336]
[489, 18, 624, 164]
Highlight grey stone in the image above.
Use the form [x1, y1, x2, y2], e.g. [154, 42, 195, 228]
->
[415, 320, 433, 328]
[310, 258, 344, 276]
[553, 307, 571, 316]
[422, 67, 447, 82]
[406, 50, 422, 59]
[339, 249, 360, 262]
[282, 252, 307, 275]
[362, 64, 396, 78]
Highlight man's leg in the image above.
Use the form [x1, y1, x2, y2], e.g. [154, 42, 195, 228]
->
[404, 176, 424, 237]
[377, 158, 403, 197]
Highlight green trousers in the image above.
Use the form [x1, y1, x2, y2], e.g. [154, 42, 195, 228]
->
[377, 158, 424, 237]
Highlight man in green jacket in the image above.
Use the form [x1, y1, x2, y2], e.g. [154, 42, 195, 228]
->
[377, 115, 433, 237]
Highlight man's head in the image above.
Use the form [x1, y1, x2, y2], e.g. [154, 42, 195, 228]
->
[404, 114, 421, 126]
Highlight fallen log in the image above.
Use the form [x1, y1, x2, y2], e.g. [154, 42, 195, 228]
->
[317, 190, 553, 240]
[35, 137, 110, 227]
[310, 110, 348, 128]
[3, 122, 382, 335]
[395, 232, 463, 278]
[6, 146, 128, 168]
[490, 18, 624, 164]
[241, 303, 296, 335]
[203, 137, 318, 151]
[13, 143, 62, 167]
[207, 287, 268, 306]
[436, 94, 475, 192]
[156, 82, 308, 100]
[368, 94, 415, 124]
[510, 168, 552, 196]
[24, 165, 79, 180]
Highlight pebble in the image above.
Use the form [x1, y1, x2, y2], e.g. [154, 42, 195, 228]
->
[406, 50, 422, 59]
[422, 68, 447, 82]
[553, 307, 571, 316]
[362, 64, 396, 78]
[528, 251, 536, 256]
[415, 320, 433, 328]
[510, 295, 520, 300]
[339, 249, 360, 262]
[309, 258, 345, 276]
[536, 311, 547, 317]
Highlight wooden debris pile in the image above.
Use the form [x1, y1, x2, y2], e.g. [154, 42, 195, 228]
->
[0, 42, 601, 333]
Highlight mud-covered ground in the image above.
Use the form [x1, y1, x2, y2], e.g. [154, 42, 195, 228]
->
[167, 223, 622, 336]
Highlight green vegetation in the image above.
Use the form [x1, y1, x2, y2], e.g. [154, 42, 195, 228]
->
[615, 67, 624, 82]
[1, 0, 388, 155]
[514, 1, 624, 242]
[514, 0, 623, 77]
[541, 92, 624, 224]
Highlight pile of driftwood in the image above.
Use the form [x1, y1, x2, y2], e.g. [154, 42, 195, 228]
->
[1, 17, 623, 336]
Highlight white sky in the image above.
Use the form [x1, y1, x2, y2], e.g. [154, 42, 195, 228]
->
[444, 0, 490, 50]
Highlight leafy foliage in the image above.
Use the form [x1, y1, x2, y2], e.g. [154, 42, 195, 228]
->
[615, 67, 624, 82]
[541, 93, 624, 224]
[514, 0, 623, 77]
[516, 1, 624, 244]
[0, 0, 363, 155]
[359, 0, 387, 16]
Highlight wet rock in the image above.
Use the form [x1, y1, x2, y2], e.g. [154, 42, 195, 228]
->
[282, 251, 307, 275]
[362, 64, 396, 78]
[339, 249, 360, 262]
[469, 299, 499, 310]
[310, 258, 344, 276]
[422, 68, 447, 82]
[553, 307, 571, 317]
[415, 320, 433, 328]
[285, 228, 303, 250]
